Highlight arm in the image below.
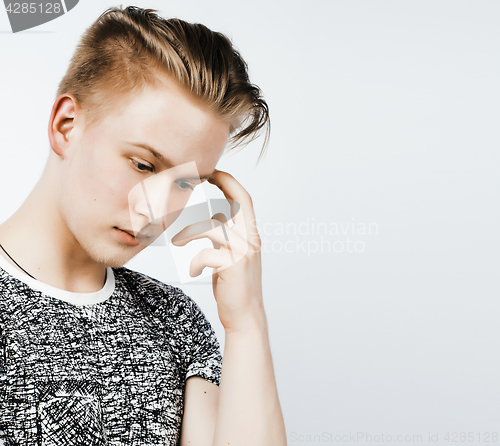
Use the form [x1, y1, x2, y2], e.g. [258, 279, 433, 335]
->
[175, 170, 286, 446]
[181, 377, 219, 446]
[213, 313, 286, 446]
[181, 321, 285, 446]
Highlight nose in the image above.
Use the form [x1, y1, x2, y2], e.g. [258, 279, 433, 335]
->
[128, 170, 174, 235]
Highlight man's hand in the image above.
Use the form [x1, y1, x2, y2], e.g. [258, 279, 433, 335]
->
[174, 169, 286, 446]
[171, 169, 265, 334]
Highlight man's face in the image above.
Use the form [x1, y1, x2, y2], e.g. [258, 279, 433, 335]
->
[57, 80, 230, 268]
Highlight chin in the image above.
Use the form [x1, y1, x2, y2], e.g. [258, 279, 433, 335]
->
[101, 255, 131, 269]
[81, 239, 143, 269]
[104, 248, 145, 269]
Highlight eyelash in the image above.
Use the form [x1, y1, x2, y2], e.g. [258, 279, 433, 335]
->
[176, 181, 195, 191]
[131, 159, 194, 191]
[131, 159, 154, 173]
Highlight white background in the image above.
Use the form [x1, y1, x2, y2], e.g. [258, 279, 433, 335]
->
[1, 1, 499, 444]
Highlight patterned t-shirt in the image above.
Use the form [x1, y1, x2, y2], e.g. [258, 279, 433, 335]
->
[0, 256, 222, 446]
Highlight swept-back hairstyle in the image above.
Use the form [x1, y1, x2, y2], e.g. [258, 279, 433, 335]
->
[56, 6, 269, 161]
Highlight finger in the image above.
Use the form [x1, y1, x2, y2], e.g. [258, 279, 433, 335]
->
[207, 170, 259, 242]
[210, 213, 227, 249]
[208, 171, 250, 229]
[171, 218, 247, 253]
[190, 247, 233, 277]
[212, 212, 228, 224]
[212, 207, 248, 241]
[210, 213, 228, 249]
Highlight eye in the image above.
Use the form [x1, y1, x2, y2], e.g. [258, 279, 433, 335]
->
[131, 159, 154, 173]
[176, 180, 195, 191]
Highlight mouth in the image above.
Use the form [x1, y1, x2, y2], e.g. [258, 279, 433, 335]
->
[116, 227, 134, 236]
[114, 227, 141, 246]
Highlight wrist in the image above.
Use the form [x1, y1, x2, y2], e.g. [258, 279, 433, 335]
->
[223, 302, 268, 337]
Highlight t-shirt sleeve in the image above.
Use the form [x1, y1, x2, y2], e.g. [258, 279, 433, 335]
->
[182, 296, 223, 386]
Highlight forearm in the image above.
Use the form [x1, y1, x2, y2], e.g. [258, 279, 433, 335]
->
[212, 311, 287, 446]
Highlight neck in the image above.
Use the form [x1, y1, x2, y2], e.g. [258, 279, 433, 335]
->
[0, 168, 108, 293]
[0, 242, 37, 279]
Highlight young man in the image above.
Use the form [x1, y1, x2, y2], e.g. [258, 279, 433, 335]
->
[0, 6, 286, 445]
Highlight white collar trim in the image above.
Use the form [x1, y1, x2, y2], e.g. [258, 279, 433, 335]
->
[0, 253, 115, 307]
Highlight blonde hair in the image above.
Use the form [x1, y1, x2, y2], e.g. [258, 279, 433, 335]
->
[56, 6, 270, 161]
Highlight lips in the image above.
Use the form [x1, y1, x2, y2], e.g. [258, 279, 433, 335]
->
[114, 227, 141, 246]
[117, 228, 135, 237]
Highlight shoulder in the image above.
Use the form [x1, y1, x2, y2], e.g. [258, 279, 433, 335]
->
[113, 265, 185, 300]
[0, 266, 37, 325]
[111, 266, 208, 327]
[112, 267, 221, 371]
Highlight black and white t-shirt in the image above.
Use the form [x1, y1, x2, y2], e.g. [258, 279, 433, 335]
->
[0, 255, 222, 445]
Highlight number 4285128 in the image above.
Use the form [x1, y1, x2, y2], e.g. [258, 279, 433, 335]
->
[5, 3, 62, 14]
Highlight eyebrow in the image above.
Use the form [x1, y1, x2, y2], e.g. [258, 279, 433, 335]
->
[127, 142, 214, 181]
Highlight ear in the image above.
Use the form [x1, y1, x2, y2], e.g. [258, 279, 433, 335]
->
[47, 94, 81, 158]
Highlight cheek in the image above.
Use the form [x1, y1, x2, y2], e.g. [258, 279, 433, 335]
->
[64, 152, 134, 216]
[161, 191, 191, 228]
[97, 164, 134, 206]
[77, 163, 120, 207]
[168, 189, 192, 212]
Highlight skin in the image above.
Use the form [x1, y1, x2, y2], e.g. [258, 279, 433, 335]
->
[0, 75, 286, 445]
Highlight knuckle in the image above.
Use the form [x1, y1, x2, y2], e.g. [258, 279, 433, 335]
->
[200, 247, 212, 258]
[251, 234, 262, 248]
[246, 193, 254, 206]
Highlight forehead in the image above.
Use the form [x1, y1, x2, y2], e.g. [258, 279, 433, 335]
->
[92, 79, 230, 169]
